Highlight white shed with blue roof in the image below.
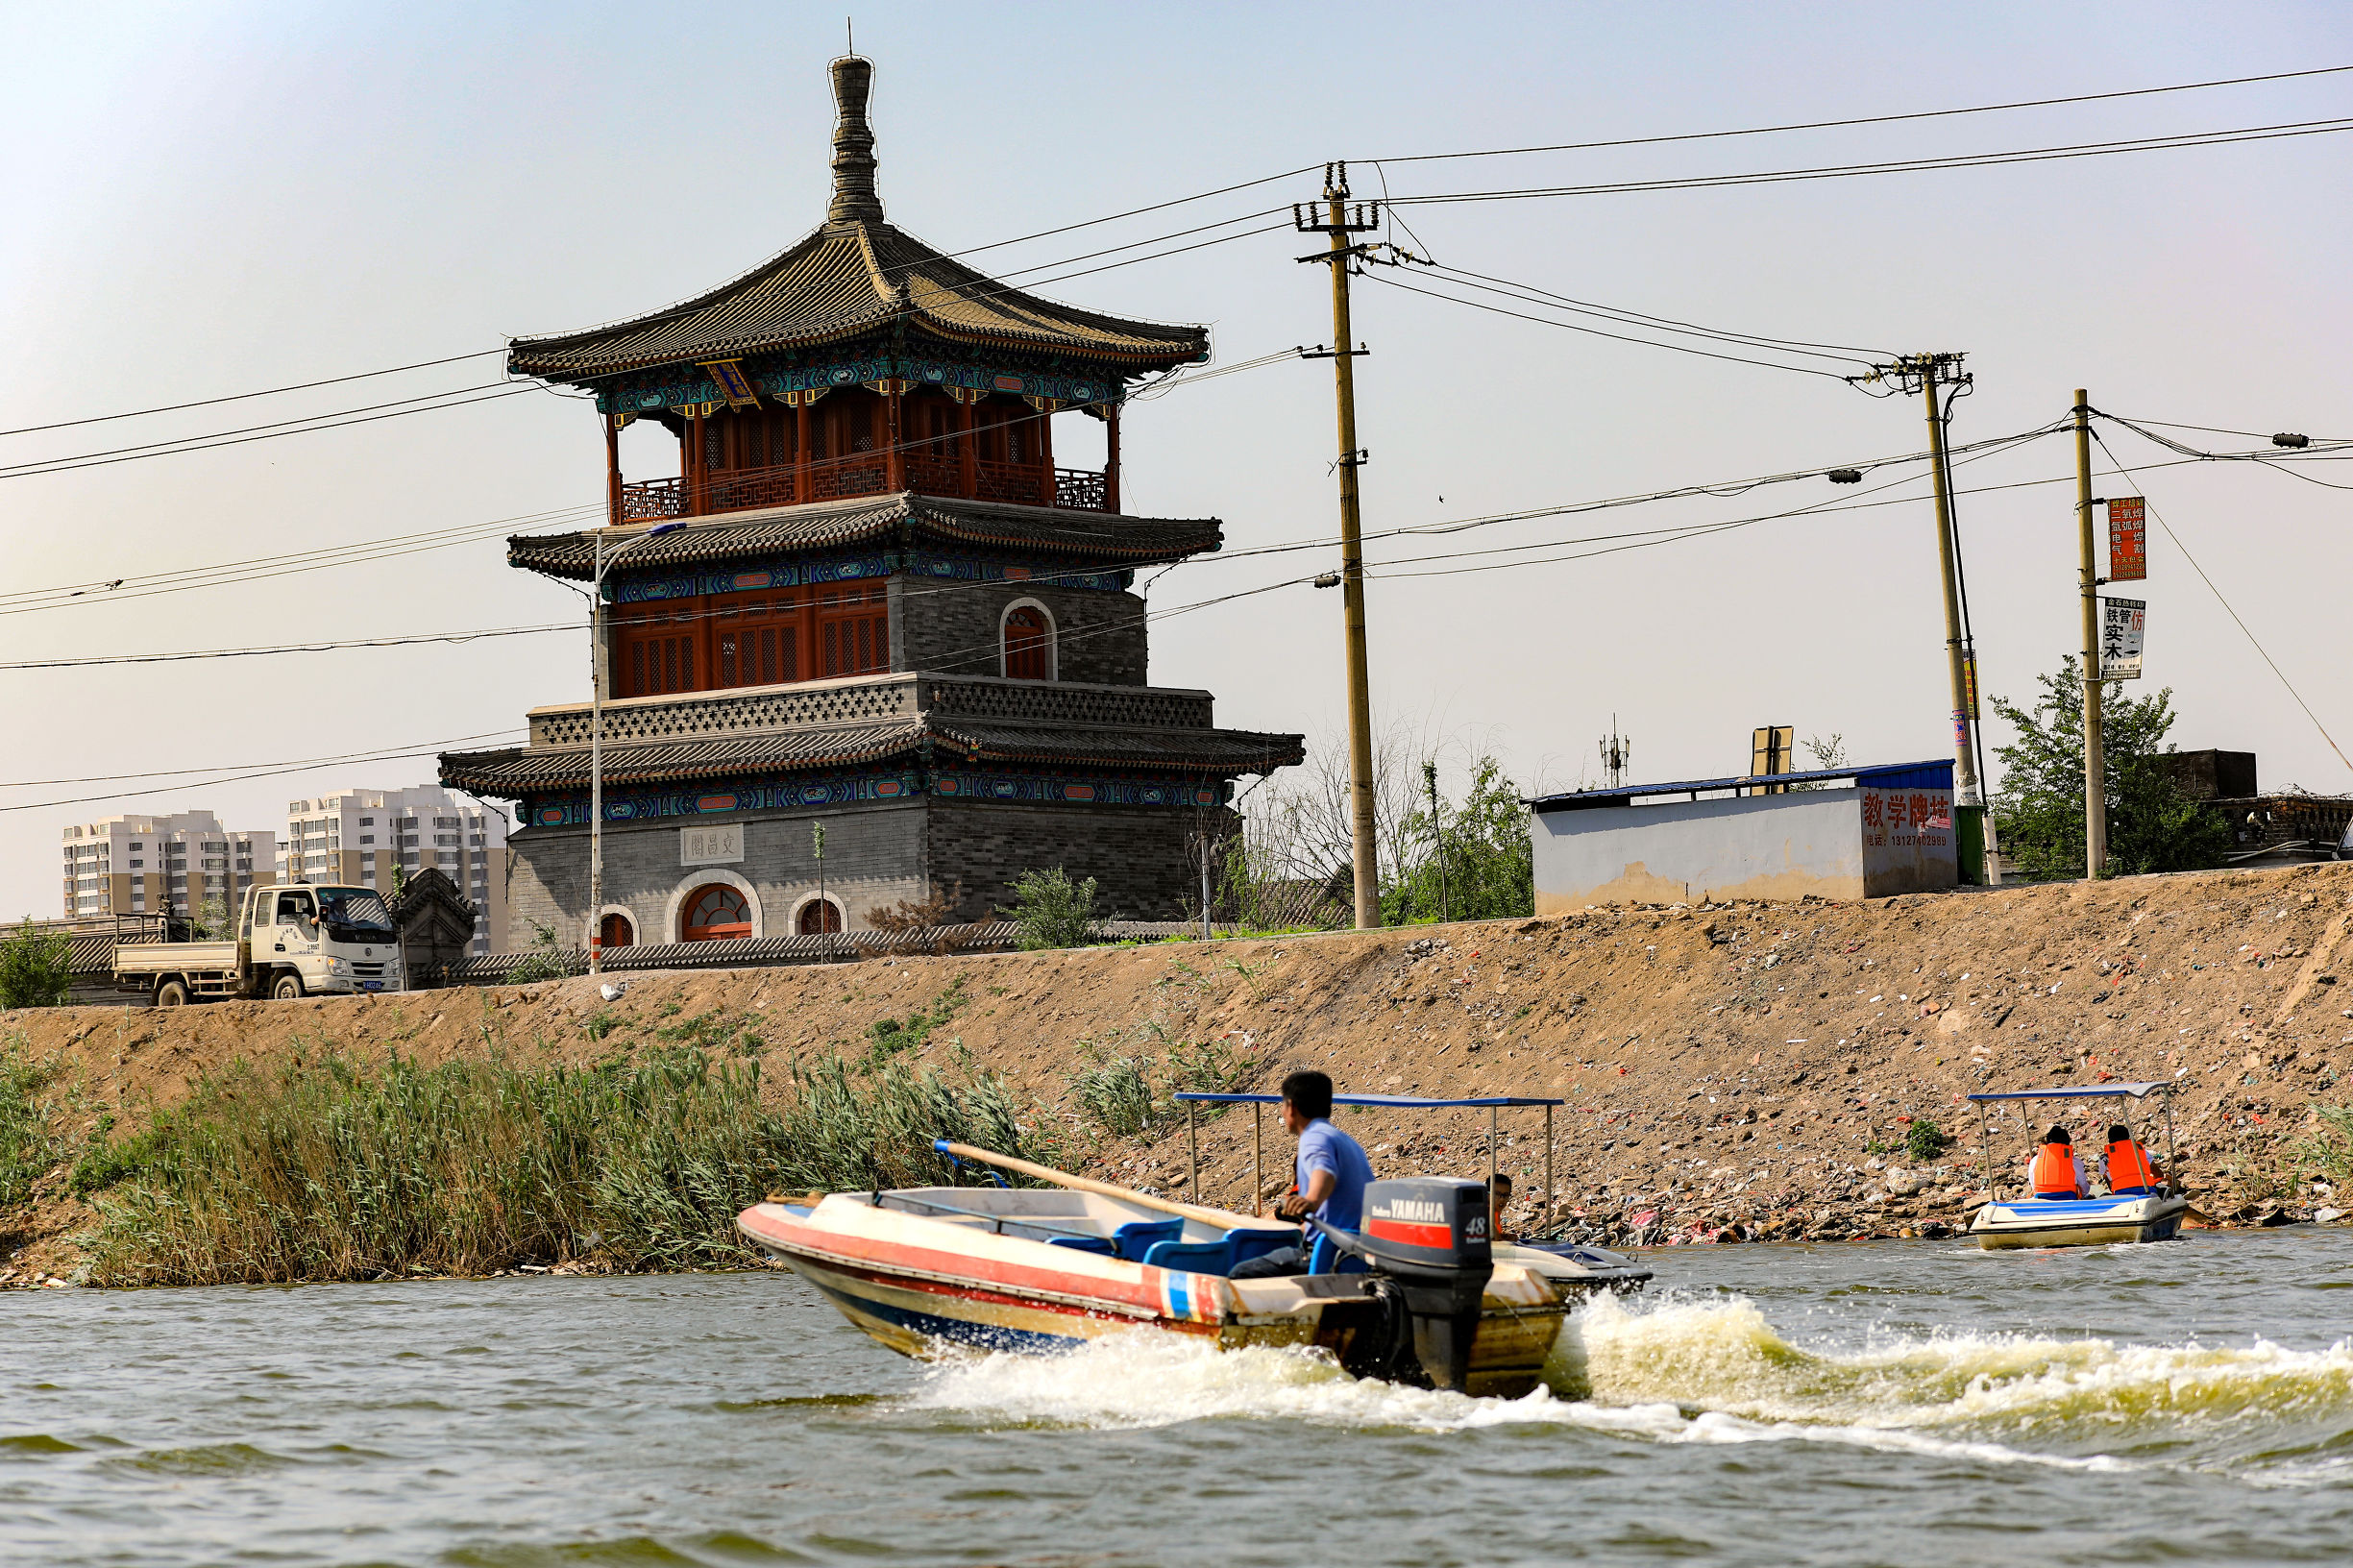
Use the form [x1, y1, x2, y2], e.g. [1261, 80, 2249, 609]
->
[1524, 759, 1959, 909]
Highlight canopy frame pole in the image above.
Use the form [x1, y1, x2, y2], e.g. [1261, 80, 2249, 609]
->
[2165, 1087, 2179, 1196]
[1488, 1106, 1499, 1184]
[1253, 1102, 1263, 1217]
[1980, 1102, 1993, 1199]
[1544, 1103, 1555, 1231]
[1187, 1100, 1200, 1206]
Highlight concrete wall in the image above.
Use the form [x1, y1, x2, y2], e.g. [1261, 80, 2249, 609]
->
[1532, 786, 1954, 911]
[894, 576, 1147, 685]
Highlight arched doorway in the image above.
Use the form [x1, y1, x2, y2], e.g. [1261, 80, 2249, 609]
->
[680, 883, 753, 942]
[599, 911, 635, 950]
[1003, 604, 1050, 681]
[797, 896, 843, 935]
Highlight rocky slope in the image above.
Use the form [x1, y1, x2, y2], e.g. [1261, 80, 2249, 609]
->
[5, 860, 2348, 1282]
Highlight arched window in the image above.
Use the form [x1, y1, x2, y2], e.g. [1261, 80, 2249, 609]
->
[1003, 605, 1051, 681]
[797, 897, 843, 935]
[680, 884, 752, 942]
[599, 911, 635, 951]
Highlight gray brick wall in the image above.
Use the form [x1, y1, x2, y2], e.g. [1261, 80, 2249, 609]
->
[506, 795, 1234, 944]
[926, 799, 1238, 923]
[506, 801, 927, 948]
[895, 576, 1146, 686]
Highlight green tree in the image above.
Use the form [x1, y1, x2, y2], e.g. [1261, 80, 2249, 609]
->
[1001, 868, 1104, 949]
[1381, 756, 1533, 924]
[0, 919, 74, 1009]
[1990, 656, 2233, 879]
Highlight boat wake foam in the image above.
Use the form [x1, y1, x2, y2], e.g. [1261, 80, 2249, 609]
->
[905, 1293, 2353, 1478]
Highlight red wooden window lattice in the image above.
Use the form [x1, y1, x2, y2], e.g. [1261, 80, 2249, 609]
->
[680, 884, 752, 942]
[797, 898, 843, 935]
[1003, 606, 1049, 681]
[599, 912, 635, 950]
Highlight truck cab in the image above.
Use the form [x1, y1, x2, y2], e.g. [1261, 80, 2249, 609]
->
[246, 884, 405, 999]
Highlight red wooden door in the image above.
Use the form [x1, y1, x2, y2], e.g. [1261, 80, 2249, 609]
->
[1003, 606, 1048, 680]
[680, 884, 752, 942]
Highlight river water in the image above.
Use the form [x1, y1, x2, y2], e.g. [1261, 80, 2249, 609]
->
[7, 1229, 2353, 1566]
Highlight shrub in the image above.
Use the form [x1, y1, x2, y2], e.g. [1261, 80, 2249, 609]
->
[0, 1037, 66, 1208]
[76, 1044, 1052, 1286]
[1068, 1045, 1159, 1138]
[1002, 868, 1104, 950]
[1906, 1117, 1951, 1162]
[0, 919, 73, 1010]
[505, 920, 578, 984]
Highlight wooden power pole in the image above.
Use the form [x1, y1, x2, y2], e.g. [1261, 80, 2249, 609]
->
[1296, 165, 1383, 928]
[2072, 389, 2107, 877]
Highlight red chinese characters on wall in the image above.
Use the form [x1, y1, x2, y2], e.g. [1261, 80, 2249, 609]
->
[1862, 788, 1952, 851]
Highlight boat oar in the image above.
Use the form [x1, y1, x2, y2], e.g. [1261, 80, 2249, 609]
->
[932, 1140, 1289, 1233]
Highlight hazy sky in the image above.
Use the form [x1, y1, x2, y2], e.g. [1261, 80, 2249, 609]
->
[6, 2, 2350, 917]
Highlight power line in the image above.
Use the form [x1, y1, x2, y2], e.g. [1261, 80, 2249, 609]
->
[1364, 64, 2353, 166]
[0, 624, 576, 672]
[1414, 261, 1893, 361]
[0, 349, 509, 438]
[1380, 115, 2353, 206]
[1, 729, 527, 814]
[1, 386, 535, 483]
[1363, 270, 1868, 380]
[2091, 431, 2353, 780]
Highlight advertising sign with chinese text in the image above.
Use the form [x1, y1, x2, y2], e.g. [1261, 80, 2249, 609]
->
[2101, 597, 2145, 680]
[2108, 497, 2147, 581]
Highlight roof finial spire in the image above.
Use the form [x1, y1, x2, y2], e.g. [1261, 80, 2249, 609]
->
[826, 52, 883, 225]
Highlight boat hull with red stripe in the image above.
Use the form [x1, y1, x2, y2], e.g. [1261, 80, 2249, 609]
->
[737, 1188, 1598, 1396]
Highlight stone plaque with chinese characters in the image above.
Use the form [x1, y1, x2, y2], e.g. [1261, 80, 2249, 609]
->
[680, 823, 745, 866]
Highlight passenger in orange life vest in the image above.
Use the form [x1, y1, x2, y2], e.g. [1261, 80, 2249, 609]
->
[2028, 1126, 2085, 1199]
[2102, 1123, 2164, 1196]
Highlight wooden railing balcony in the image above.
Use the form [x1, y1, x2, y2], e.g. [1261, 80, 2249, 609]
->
[621, 454, 1113, 522]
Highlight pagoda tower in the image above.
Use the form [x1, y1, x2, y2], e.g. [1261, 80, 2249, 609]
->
[442, 56, 1301, 950]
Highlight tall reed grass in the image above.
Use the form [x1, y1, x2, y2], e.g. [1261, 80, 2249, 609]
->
[77, 1046, 1045, 1286]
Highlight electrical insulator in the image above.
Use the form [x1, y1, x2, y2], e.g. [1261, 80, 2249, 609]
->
[1312, 573, 1340, 589]
[2272, 432, 2310, 449]
[1827, 469, 1863, 483]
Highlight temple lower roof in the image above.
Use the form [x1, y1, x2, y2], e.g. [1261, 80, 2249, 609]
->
[440, 716, 1302, 795]
[507, 492, 1221, 580]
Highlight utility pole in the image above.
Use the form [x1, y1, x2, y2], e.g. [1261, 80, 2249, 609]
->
[2072, 388, 2106, 877]
[1295, 165, 1383, 928]
[1857, 353, 1984, 813]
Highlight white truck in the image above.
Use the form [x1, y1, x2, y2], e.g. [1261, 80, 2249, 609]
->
[113, 883, 407, 1005]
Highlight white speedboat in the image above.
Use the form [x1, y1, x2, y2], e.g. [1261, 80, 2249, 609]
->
[738, 1141, 1647, 1395]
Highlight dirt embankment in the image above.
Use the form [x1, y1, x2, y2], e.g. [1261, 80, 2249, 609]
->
[6, 861, 2351, 1282]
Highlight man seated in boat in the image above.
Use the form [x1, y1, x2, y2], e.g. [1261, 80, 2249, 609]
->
[2101, 1123, 2164, 1197]
[1487, 1172, 1516, 1241]
[2028, 1126, 2085, 1200]
[1231, 1070, 1377, 1278]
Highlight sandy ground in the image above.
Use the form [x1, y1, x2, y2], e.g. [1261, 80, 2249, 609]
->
[6, 860, 2349, 1282]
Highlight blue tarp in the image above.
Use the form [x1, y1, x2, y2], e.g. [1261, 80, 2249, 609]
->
[1527, 758, 1953, 813]
[1966, 1083, 2167, 1102]
[1173, 1092, 1565, 1108]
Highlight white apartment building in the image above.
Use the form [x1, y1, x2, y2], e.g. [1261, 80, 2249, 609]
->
[60, 811, 278, 924]
[280, 786, 507, 955]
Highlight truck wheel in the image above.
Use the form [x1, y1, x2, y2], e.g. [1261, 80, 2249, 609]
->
[270, 971, 305, 1001]
[156, 979, 191, 1008]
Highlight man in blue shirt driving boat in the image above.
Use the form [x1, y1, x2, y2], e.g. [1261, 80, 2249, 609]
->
[1231, 1070, 1376, 1279]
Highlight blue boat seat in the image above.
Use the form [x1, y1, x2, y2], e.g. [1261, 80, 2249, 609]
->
[1141, 1228, 1301, 1277]
[1111, 1218, 1184, 1262]
[1046, 1235, 1117, 1255]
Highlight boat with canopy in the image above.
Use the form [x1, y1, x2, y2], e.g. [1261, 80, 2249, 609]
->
[736, 1091, 1646, 1395]
[1964, 1082, 2190, 1248]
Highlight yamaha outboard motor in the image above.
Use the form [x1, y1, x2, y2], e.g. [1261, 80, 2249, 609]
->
[1351, 1177, 1494, 1392]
